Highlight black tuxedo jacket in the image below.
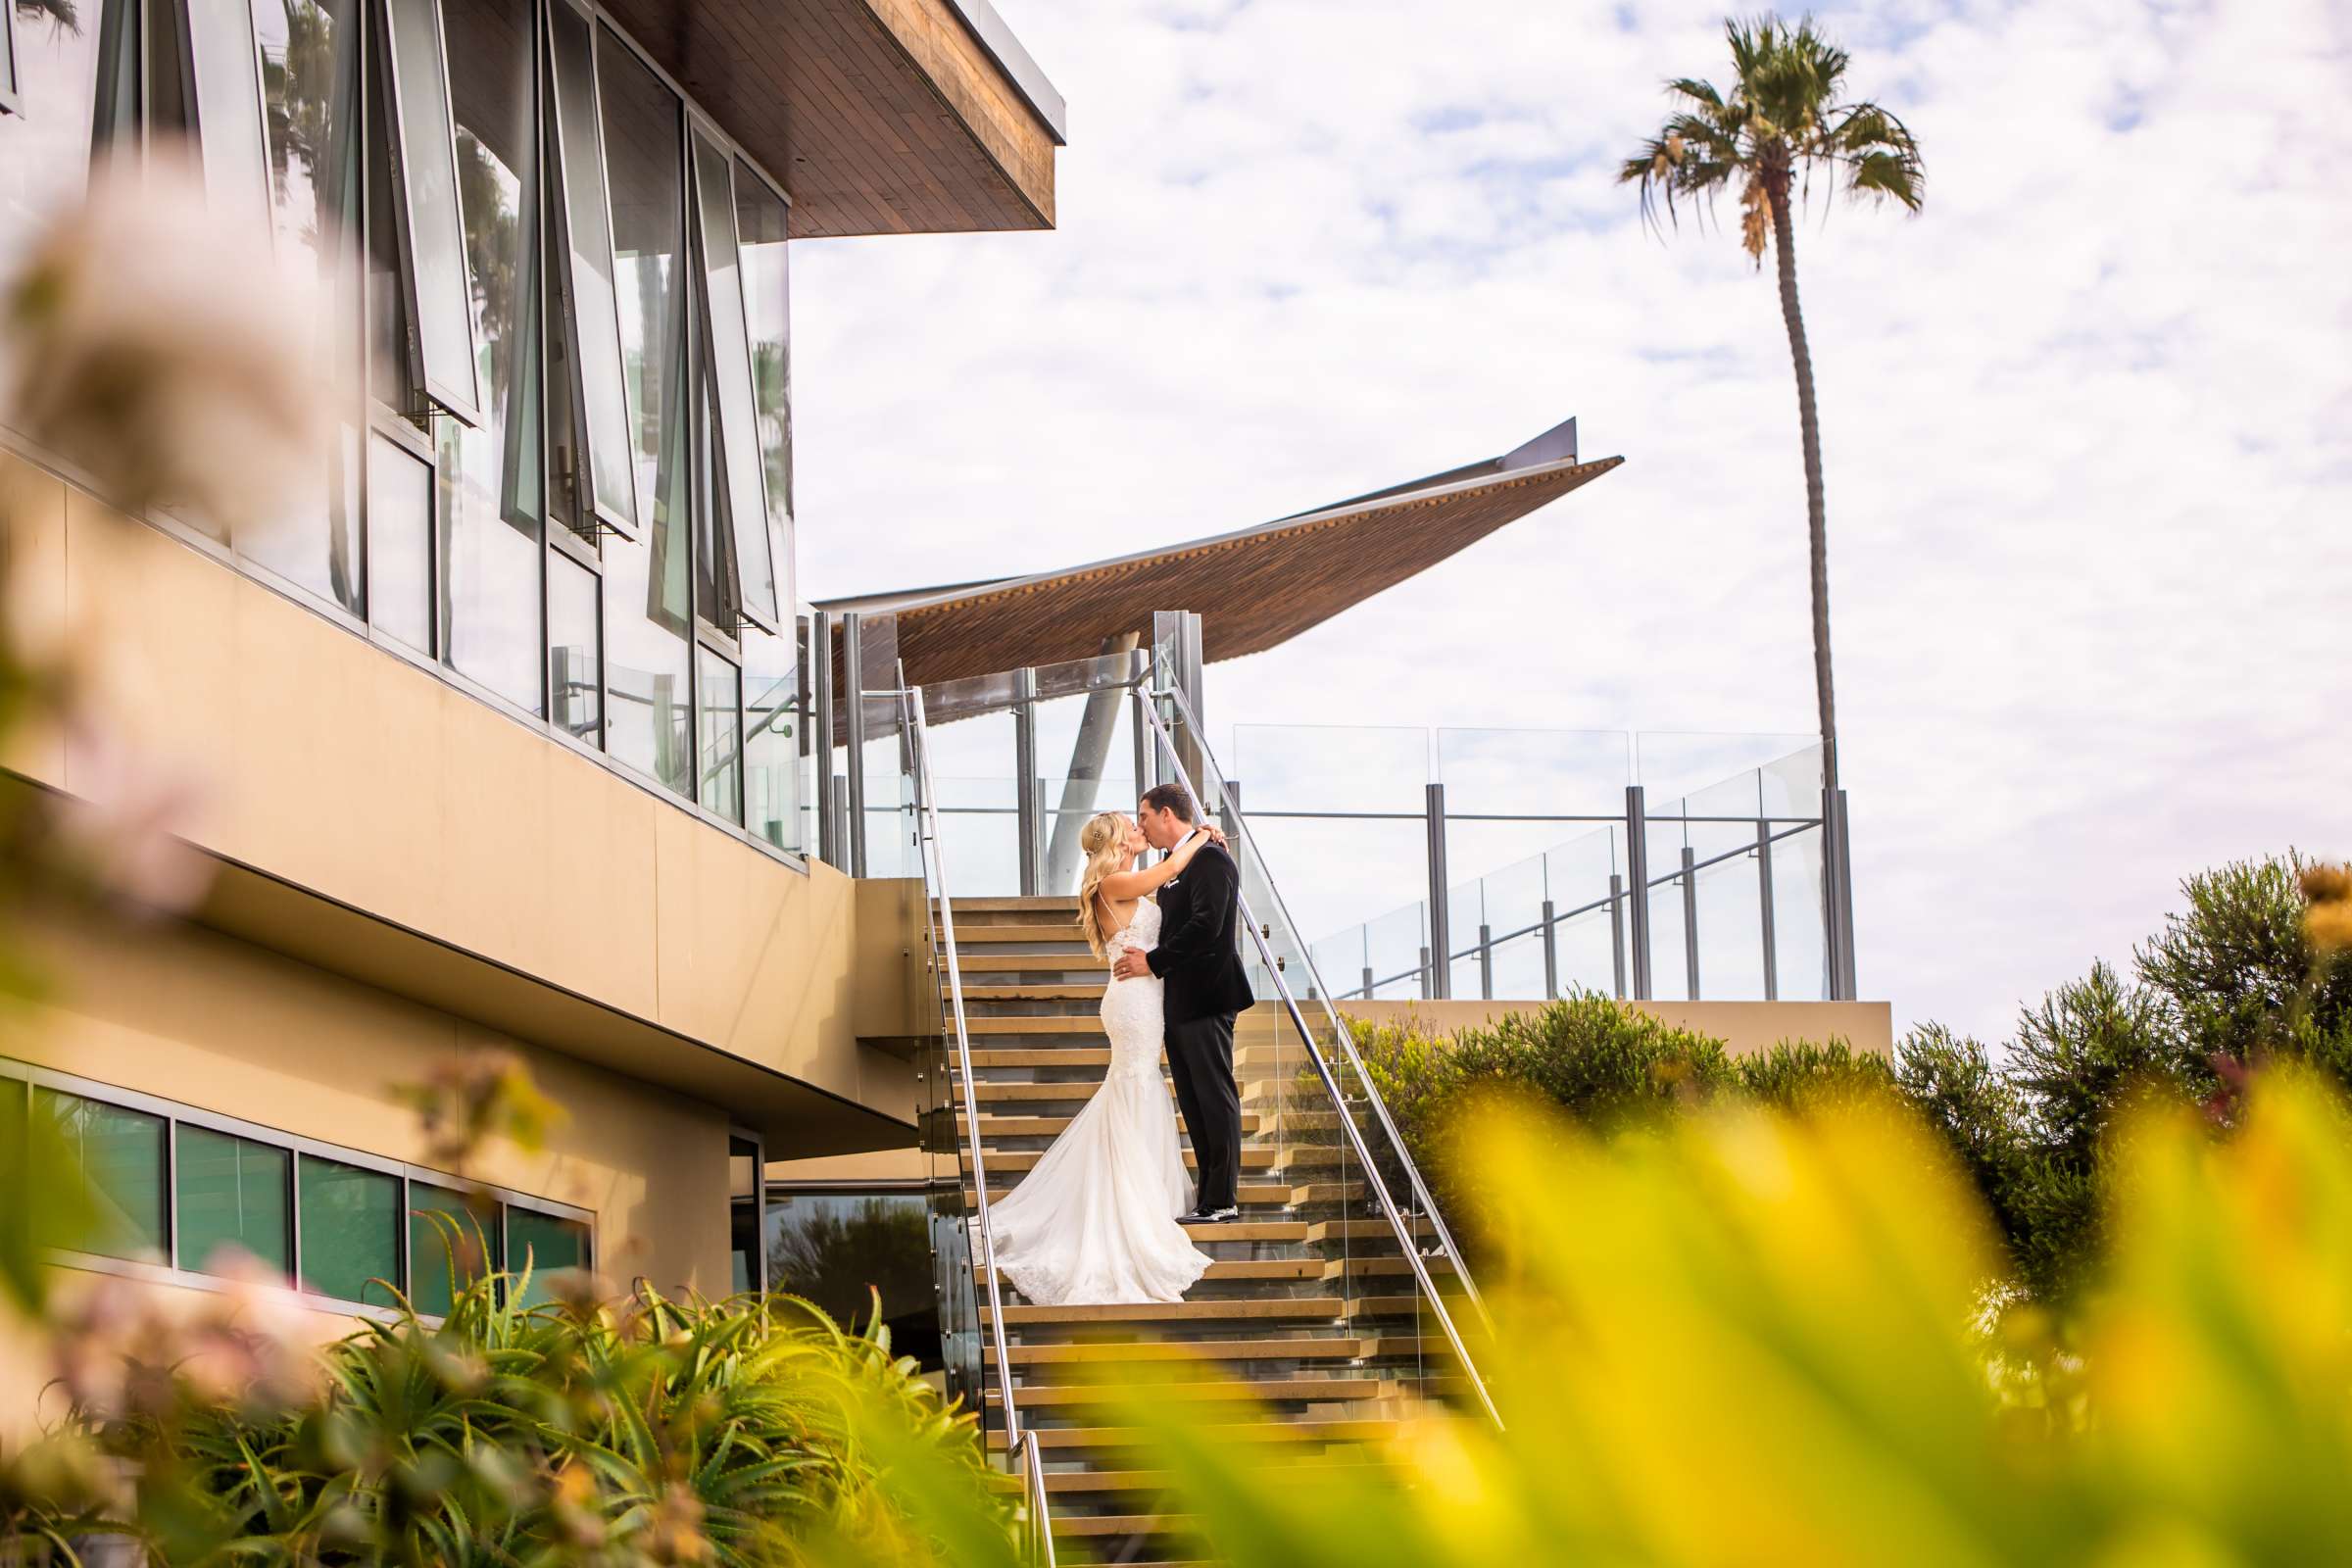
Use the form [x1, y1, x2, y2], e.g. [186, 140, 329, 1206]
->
[1146, 837, 1256, 1024]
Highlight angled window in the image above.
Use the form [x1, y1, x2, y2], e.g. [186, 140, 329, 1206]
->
[189, 0, 272, 232]
[374, 0, 481, 423]
[175, 1124, 292, 1276]
[688, 124, 778, 632]
[542, 0, 635, 535]
[0, 1, 20, 117]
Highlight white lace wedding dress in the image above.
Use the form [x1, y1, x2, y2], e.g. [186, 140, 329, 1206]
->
[985, 898, 1214, 1305]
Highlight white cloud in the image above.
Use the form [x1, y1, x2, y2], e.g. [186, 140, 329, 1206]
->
[794, 0, 2352, 1042]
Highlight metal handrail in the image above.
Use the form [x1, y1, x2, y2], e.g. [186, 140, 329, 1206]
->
[1136, 695, 1502, 1429]
[894, 681, 1041, 1489]
[1148, 685, 1494, 1336]
[1020, 1429, 1057, 1567]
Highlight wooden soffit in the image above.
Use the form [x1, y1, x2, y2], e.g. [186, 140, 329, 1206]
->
[826, 436, 1626, 689]
[601, 0, 1064, 237]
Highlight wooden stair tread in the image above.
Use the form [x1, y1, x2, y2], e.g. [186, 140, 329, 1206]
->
[941, 923, 1090, 944]
[988, 1336, 1365, 1365]
[981, 1257, 1316, 1283]
[957, 954, 1108, 972]
[982, 1297, 1345, 1325]
[949, 897, 1080, 913]
[964, 984, 1104, 1000]
[960, 1110, 1267, 1139]
[992, 1417, 1401, 1451]
[967, 1181, 1298, 1207]
[971, 1146, 1281, 1174]
[988, 1376, 1394, 1406]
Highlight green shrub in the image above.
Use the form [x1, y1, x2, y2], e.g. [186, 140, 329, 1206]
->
[25, 1274, 1016, 1567]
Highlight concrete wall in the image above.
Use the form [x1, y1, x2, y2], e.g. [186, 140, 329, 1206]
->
[19, 908, 738, 1295]
[0, 457, 917, 1135]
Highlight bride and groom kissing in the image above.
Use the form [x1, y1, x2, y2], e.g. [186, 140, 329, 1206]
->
[986, 784, 1254, 1306]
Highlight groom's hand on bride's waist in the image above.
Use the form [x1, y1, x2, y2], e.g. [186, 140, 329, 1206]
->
[1110, 949, 1154, 981]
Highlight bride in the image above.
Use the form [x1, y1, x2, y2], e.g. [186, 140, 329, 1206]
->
[983, 810, 1220, 1305]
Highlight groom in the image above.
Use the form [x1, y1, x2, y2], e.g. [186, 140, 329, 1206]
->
[1112, 782, 1254, 1221]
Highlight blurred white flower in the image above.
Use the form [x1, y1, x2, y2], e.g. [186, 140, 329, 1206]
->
[0, 141, 324, 528]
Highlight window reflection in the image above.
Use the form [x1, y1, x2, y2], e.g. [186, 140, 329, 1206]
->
[764, 1190, 938, 1367]
[733, 163, 793, 617]
[436, 0, 542, 710]
[596, 26, 689, 797]
[246, 0, 364, 612]
[0, 3, 106, 359]
[699, 646, 741, 822]
[368, 431, 431, 650]
[549, 550, 601, 745]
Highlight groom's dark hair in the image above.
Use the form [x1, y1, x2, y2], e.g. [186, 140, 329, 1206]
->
[1139, 783, 1197, 823]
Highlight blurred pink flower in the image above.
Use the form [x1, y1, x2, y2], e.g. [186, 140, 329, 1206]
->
[1, 142, 324, 527]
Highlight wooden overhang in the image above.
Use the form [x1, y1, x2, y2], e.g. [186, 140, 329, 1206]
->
[822, 420, 1625, 689]
[602, 0, 1065, 237]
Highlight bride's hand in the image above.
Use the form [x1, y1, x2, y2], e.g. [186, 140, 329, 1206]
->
[1200, 823, 1229, 850]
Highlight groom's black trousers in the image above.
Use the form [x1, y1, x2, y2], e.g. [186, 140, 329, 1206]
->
[1166, 1011, 1242, 1212]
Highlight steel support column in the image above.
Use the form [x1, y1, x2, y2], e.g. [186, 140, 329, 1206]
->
[810, 611, 837, 868]
[1681, 844, 1700, 1000]
[1756, 817, 1780, 1002]
[1012, 666, 1040, 896]
[1425, 782, 1452, 1001]
[842, 612, 866, 877]
[1624, 787, 1653, 1000]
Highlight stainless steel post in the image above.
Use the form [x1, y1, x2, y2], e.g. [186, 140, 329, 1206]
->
[1418, 944, 1434, 999]
[1012, 665, 1039, 897]
[1541, 898, 1558, 999]
[1681, 844, 1700, 999]
[810, 611, 837, 867]
[1477, 922, 1494, 1001]
[1130, 686, 1152, 798]
[1608, 874, 1628, 1000]
[1836, 787, 1858, 1000]
[843, 612, 866, 877]
[1624, 788, 1652, 1000]
[1756, 817, 1779, 1002]
[1361, 965, 1375, 1000]
[1425, 782, 1451, 1001]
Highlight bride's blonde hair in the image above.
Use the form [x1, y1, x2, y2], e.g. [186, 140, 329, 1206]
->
[1073, 811, 1131, 956]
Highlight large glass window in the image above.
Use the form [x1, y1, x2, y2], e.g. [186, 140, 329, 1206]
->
[435, 0, 541, 710]
[764, 1189, 936, 1364]
[36, 1089, 168, 1262]
[247, 0, 366, 612]
[297, 1152, 400, 1305]
[175, 1124, 292, 1275]
[596, 27, 689, 797]
[0, 0, 111, 290]
[549, 548, 601, 742]
[379, 0, 478, 420]
[368, 429, 433, 649]
[699, 644, 740, 822]
[408, 1180, 500, 1317]
[508, 1206, 587, 1307]
[688, 128, 775, 632]
[184, 0, 273, 237]
[733, 163, 792, 619]
[543, 0, 632, 533]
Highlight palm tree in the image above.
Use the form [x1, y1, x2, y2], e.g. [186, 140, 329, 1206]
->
[1620, 15, 1921, 992]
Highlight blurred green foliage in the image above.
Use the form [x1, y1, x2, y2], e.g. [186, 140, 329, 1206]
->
[1133, 1070, 2352, 1565]
[1361, 852, 2352, 1304]
[5, 1271, 1017, 1567]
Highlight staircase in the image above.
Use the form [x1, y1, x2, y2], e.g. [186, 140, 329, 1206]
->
[936, 894, 1475, 1564]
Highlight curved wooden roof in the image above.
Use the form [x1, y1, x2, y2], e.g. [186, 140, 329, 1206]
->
[824, 439, 1624, 688]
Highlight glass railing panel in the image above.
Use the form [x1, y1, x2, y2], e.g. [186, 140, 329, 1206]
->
[1633, 729, 1815, 806]
[1679, 768, 1769, 1001]
[932, 774, 1022, 899]
[1434, 725, 1632, 813]
[1544, 822, 1628, 996]
[1365, 900, 1432, 999]
[1771, 822, 1834, 1002]
[1643, 801, 1693, 1003]
[1230, 723, 1431, 813]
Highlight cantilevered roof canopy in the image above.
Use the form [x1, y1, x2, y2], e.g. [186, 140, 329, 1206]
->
[821, 418, 1623, 688]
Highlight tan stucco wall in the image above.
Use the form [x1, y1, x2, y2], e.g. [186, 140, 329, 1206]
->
[1, 457, 914, 1129]
[16, 908, 736, 1296]
[1327, 998, 1895, 1057]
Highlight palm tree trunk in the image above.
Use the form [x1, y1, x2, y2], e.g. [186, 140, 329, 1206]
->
[1767, 174, 1846, 993]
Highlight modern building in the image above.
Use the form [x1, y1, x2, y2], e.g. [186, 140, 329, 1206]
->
[1, 4, 1880, 1544]
[0, 0, 1064, 1361]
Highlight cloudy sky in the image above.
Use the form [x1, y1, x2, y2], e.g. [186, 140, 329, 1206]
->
[794, 0, 2352, 1043]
